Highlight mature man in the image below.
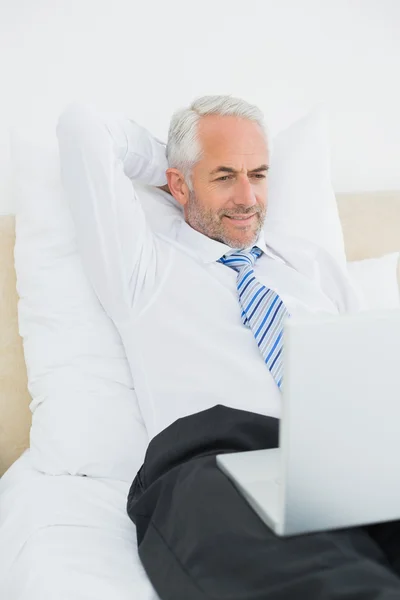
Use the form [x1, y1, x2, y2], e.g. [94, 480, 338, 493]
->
[57, 96, 400, 599]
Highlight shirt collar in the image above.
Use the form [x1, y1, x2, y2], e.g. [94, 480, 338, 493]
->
[176, 218, 277, 264]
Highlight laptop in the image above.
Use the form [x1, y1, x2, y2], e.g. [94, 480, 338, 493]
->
[216, 308, 400, 537]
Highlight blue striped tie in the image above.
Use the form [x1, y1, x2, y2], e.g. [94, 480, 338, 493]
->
[218, 246, 290, 390]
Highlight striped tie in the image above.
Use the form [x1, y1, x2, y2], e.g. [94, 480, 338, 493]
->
[218, 246, 290, 390]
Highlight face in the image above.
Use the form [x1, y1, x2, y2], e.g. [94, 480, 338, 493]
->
[167, 114, 269, 250]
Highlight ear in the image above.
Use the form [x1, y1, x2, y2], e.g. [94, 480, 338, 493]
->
[166, 168, 190, 207]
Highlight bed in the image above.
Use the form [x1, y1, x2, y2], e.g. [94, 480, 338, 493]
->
[0, 191, 399, 599]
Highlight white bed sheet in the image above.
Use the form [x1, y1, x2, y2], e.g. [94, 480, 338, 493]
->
[0, 451, 159, 600]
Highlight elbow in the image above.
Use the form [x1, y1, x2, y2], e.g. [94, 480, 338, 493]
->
[56, 101, 126, 166]
[56, 101, 99, 145]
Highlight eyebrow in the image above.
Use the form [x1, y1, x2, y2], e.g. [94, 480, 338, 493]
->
[210, 164, 269, 176]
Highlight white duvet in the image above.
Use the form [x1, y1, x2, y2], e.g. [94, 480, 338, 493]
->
[0, 451, 159, 600]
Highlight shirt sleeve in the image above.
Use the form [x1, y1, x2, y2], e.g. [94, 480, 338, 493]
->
[56, 102, 168, 321]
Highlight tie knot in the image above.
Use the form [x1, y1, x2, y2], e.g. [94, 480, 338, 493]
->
[217, 246, 263, 272]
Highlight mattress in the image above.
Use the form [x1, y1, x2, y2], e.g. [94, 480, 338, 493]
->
[0, 451, 159, 600]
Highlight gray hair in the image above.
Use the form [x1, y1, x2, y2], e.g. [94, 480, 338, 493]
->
[166, 95, 268, 191]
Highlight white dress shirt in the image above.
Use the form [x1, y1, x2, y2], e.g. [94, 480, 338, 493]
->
[56, 103, 364, 441]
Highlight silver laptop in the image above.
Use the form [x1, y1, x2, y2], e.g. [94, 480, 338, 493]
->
[216, 308, 400, 537]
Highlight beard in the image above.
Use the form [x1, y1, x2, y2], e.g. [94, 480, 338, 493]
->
[185, 190, 266, 250]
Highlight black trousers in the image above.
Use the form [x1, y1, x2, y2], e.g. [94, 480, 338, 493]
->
[127, 405, 400, 599]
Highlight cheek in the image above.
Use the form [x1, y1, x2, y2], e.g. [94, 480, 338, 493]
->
[209, 185, 233, 209]
[198, 185, 229, 215]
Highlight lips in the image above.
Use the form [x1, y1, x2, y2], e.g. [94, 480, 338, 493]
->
[224, 214, 256, 223]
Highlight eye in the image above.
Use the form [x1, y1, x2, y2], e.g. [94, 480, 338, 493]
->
[217, 175, 233, 181]
[251, 173, 266, 179]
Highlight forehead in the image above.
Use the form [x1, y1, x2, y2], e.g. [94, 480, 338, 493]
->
[197, 114, 268, 166]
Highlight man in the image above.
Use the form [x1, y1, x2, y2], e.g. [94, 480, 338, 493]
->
[57, 96, 400, 599]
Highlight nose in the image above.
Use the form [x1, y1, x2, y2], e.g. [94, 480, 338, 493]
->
[233, 175, 257, 208]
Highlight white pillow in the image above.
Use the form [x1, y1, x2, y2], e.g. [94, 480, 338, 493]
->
[347, 253, 400, 310]
[10, 129, 148, 482]
[137, 106, 347, 270]
[264, 106, 347, 269]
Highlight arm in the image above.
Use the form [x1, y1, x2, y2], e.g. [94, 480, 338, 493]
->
[56, 102, 168, 321]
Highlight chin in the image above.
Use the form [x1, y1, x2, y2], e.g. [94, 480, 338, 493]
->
[224, 231, 260, 250]
[223, 232, 259, 250]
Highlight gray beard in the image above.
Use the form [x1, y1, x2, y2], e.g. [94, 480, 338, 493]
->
[185, 190, 266, 250]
